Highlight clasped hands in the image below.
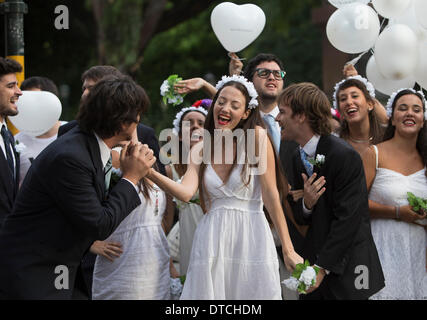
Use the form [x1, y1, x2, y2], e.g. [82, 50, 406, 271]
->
[120, 142, 156, 185]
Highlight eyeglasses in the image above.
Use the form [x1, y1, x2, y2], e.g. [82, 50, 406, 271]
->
[255, 68, 286, 80]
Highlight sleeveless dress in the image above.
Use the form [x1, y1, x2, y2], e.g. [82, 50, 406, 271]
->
[170, 165, 204, 276]
[369, 146, 427, 300]
[180, 164, 281, 300]
[92, 184, 171, 300]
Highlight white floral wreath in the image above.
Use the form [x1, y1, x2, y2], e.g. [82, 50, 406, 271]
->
[332, 75, 376, 109]
[215, 75, 259, 109]
[385, 88, 427, 120]
[172, 106, 208, 135]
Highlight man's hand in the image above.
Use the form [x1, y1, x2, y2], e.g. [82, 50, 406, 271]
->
[229, 52, 244, 76]
[90, 240, 123, 262]
[120, 142, 156, 184]
[302, 173, 326, 210]
[305, 267, 326, 294]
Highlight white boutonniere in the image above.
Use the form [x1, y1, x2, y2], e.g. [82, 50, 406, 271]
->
[308, 154, 325, 168]
[14, 140, 26, 154]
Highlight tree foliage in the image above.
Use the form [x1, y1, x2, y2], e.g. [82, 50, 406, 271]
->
[12, 0, 323, 132]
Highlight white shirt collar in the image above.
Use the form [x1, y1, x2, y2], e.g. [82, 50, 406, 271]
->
[301, 134, 320, 158]
[0, 120, 7, 130]
[94, 133, 111, 167]
[260, 105, 279, 118]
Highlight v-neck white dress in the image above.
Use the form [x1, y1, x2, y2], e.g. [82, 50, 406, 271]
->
[180, 164, 281, 300]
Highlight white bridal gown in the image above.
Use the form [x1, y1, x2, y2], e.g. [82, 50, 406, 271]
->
[180, 164, 281, 300]
[92, 184, 171, 300]
[369, 146, 427, 300]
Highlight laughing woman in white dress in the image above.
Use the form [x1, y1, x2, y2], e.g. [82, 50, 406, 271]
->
[363, 89, 427, 300]
[147, 75, 303, 300]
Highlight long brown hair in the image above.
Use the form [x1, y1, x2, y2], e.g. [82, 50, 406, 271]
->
[383, 89, 427, 177]
[335, 78, 385, 144]
[198, 81, 289, 213]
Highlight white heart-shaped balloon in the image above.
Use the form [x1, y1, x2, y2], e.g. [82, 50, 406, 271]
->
[210, 2, 266, 53]
[9, 91, 62, 137]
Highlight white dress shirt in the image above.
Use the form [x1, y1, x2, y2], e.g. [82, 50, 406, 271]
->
[0, 120, 17, 170]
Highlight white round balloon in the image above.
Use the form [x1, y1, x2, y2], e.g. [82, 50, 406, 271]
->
[414, 0, 427, 30]
[326, 3, 380, 54]
[389, 4, 427, 42]
[210, 2, 266, 53]
[366, 55, 415, 95]
[372, 0, 411, 19]
[328, 0, 370, 9]
[374, 24, 418, 80]
[414, 41, 427, 90]
[9, 91, 62, 137]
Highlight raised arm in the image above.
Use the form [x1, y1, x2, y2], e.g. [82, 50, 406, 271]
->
[147, 142, 202, 202]
[174, 78, 217, 98]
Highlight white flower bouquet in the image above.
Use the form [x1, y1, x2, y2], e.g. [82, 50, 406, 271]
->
[160, 74, 186, 106]
[282, 260, 320, 294]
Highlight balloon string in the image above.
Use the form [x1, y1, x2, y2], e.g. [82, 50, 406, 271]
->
[227, 52, 246, 61]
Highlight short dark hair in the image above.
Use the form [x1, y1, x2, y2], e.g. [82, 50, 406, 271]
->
[20, 76, 59, 96]
[0, 57, 22, 78]
[243, 53, 285, 82]
[81, 65, 122, 82]
[279, 82, 332, 136]
[76, 75, 150, 138]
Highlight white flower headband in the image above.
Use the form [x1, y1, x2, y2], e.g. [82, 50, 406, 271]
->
[385, 88, 427, 120]
[332, 75, 376, 109]
[215, 75, 259, 109]
[172, 106, 208, 135]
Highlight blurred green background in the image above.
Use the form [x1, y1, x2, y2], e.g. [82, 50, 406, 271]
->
[2, 0, 323, 135]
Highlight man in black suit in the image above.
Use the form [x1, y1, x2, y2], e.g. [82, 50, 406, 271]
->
[58, 66, 166, 298]
[0, 58, 22, 227]
[276, 82, 385, 299]
[0, 75, 156, 299]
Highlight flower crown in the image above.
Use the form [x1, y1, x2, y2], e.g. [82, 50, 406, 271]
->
[215, 75, 259, 109]
[172, 106, 208, 135]
[385, 88, 427, 120]
[332, 75, 376, 109]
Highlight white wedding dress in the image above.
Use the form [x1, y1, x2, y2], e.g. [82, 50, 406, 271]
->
[180, 164, 281, 300]
[369, 146, 427, 300]
[92, 184, 170, 300]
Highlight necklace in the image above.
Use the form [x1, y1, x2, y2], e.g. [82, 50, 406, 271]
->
[154, 186, 159, 216]
[349, 136, 373, 144]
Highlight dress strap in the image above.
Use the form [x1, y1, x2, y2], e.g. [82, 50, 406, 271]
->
[372, 145, 378, 170]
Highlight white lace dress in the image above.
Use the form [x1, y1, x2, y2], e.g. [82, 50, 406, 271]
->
[92, 184, 171, 300]
[369, 146, 427, 300]
[180, 164, 281, 300]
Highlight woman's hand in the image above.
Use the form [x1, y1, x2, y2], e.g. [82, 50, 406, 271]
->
[398, 205, 427, 223]
[229, 52, 244, 76]
[174, 78, 206, 95]
[282, 250, 304, 272]
[343, 63, 358, 78]
[90, 240, 123, 262]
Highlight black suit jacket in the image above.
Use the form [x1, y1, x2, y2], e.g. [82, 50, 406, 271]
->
[0, 127, 141, 299]
[58, 120, 166, 298]
[0, 129, 19, 227]
[289, 135, 384, 299]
